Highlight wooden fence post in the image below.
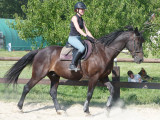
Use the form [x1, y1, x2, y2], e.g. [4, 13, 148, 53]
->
[112, 66, 120, 101]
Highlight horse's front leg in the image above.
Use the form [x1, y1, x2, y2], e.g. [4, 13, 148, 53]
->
[48, 74, 61, 113]
[105, 82, 114, 108]
[83, 79, 98, 113]
[100, 77, 114, 109]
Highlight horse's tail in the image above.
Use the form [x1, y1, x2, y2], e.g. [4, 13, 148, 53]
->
[4, 50, 38, 85]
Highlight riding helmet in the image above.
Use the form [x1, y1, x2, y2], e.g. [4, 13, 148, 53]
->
[74, 2, 87, 10]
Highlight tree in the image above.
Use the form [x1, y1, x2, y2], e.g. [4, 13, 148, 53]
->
[11, 0, 160, 57]
[0, 0, 27, 19]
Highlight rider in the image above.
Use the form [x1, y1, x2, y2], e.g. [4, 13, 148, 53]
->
[68, 2, 95, 71]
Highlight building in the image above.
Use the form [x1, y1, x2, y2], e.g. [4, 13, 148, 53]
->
[0, 18, 45, 51]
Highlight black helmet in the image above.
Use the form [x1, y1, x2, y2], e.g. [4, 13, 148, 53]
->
[74, 2, 87, 10]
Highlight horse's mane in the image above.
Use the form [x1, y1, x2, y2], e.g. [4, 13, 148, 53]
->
[97, 26, 134, 46]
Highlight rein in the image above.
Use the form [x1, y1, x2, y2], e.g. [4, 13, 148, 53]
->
[106, 46, 130, 55]
[94, 40, 130, 55]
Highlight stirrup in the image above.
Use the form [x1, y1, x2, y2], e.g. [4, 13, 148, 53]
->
[69, 64, 80, 72]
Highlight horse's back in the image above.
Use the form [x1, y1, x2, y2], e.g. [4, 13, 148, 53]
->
[32, 45, 63, 70]
[43, 45, 63, 53]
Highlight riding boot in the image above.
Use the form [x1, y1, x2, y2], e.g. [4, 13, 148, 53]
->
[69, 51, 82, 71]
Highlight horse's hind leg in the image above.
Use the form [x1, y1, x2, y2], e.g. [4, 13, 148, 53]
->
[47, 72, 61, 112]
[17, 69, 48, 110]
[17, 78, 40, 110]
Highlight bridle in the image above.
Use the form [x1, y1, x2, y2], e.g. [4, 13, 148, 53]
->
[130, 34, 143, 57]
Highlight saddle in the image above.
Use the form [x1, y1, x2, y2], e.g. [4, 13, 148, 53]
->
[60, 40, 93, 61]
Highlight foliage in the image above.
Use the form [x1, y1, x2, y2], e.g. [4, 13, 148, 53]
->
[144, 13, 160, 57]
[11, 0, 74, 45]
[0, 0, 27, 19]
[3, 0, 160, 56]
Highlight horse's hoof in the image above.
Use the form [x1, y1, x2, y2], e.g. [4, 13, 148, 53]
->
[83, 108, 90, 113]
[106, 106, 111, 112]
[83, 104, 89, 113]
[17, 104, 23, 110]
[105, 107, 111, 117]
[84, 108, 90, 116]
[57, 110, 66, 115]
[84, 112, 91, 116]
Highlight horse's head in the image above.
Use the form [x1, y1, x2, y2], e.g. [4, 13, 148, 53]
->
[126, 27, 144, 64]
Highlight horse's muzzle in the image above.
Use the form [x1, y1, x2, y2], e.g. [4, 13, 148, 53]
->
[134, 56, 143, 64]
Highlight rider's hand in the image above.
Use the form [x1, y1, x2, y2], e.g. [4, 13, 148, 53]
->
[86, 35, 95, 43]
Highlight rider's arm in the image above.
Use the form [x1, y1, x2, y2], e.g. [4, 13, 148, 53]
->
[83, 21, 94, 39]
[136, 74, 142, 83]
[72, 16, 87, 37]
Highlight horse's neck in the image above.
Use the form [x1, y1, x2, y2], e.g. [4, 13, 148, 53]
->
[104, 34, 128, 59]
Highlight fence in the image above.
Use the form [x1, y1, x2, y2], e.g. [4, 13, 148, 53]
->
[0, 57, 160, 101]
[0, 57, 160, 63]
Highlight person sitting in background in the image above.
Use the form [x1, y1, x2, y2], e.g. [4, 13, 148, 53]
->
[127, 70, 144, 83]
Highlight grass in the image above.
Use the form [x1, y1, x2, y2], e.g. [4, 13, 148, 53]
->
[0, 50, 160, 107]
[0, 50, 29, 57]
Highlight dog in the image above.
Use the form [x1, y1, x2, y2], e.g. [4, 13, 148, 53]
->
[138, 68, 154, 81]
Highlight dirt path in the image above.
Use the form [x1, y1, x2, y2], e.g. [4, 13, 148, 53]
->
[0, 101, 160, 120]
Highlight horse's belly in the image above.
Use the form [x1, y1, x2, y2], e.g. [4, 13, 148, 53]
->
[50, 60, 83, 80]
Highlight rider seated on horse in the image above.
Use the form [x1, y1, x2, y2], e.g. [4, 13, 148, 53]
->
[68, 2, 95, 71]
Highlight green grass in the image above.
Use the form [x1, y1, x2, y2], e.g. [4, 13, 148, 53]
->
[118, 62, 160, 82]
[0, 50, 29, 57]
[0, 50, 160, 107]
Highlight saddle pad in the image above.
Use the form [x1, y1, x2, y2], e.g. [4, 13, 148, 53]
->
[60, 46, 73, 61]
[60, 40, 92, 61]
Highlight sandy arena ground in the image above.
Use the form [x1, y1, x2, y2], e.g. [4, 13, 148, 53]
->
[0, 101, 160, 120]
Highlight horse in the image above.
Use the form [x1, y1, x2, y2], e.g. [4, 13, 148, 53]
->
[5, 26, 144, 114]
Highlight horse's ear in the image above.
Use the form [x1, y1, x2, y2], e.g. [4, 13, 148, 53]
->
[134, 27, 140, 36]
[134, 27, 138, 33]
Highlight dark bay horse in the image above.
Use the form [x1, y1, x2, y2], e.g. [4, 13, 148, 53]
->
[5, 27, 144, 113]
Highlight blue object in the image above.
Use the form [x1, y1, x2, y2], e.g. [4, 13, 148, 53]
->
[68, 36, 85, 53]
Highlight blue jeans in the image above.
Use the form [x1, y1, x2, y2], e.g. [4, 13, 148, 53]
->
[68, 36, 85, 53]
